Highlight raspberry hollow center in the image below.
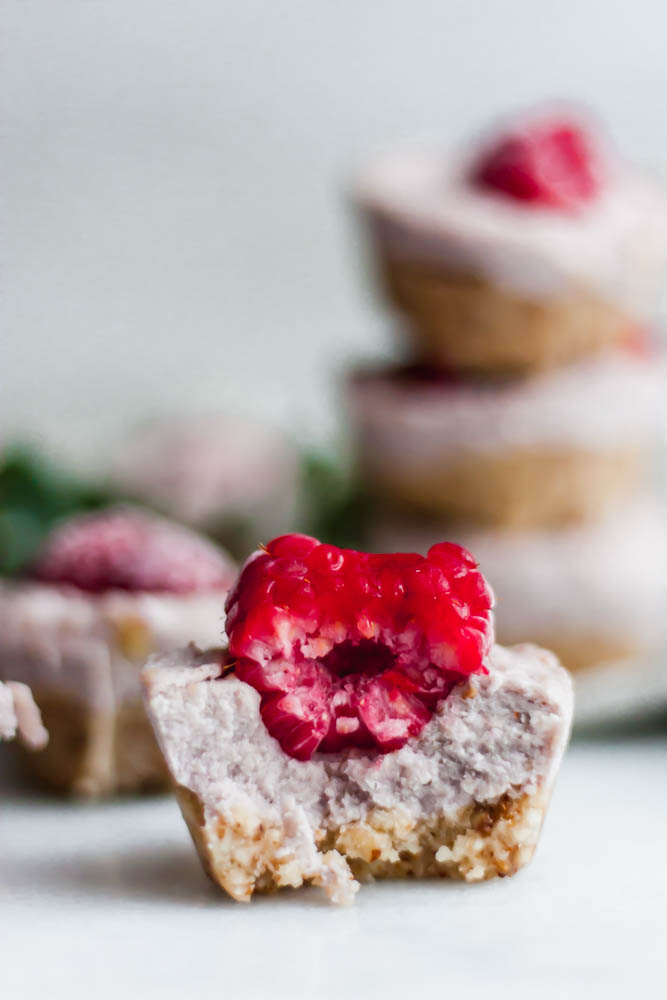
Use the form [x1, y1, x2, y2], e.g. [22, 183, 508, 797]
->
[320, 639, 394, 678]
[225, 535, 494, 761]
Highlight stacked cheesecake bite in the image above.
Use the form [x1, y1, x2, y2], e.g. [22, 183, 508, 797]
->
[350, 110, 667, 672]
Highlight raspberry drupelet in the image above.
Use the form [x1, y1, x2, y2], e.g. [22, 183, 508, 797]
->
[225, 534, 494, 760]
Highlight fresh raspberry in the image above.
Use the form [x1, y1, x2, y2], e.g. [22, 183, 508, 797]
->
[471, 118, 601, 210]
[225, 535, 494, 760]
[32, 507, 237, 594]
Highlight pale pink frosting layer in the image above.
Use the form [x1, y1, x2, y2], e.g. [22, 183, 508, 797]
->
[348, 353, 666, 468]
[0, 582, 229, 711]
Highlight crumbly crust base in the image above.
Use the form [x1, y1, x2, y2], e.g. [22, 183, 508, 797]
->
[381, 258, 629, 374]
[21, 691, 168, 797]
[361, 445, 642, 527]
[176, 783, 549, 904]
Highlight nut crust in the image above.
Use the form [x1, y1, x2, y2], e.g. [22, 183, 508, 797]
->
[22, 691, 168, 797]
[361, 445, 642, 528]
[382, 259, 629, 375]
[176, 783, 549, 904]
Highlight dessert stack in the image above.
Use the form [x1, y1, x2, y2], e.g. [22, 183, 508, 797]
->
[349, 110, 667, 672]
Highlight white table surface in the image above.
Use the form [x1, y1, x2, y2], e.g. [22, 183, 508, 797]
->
[2, 733, 666, 1000]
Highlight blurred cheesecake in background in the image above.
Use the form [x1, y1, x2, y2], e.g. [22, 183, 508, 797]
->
[0, 680, 48, 750]
[0, 506, 235, 796]
[345, 106, 667, 679]
[347, 350, 665, 528]
[109, 412, 301, 558]
[352, 111, 667, 374]
[368, 500, 667, 672]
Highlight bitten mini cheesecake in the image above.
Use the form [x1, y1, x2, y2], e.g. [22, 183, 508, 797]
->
[347, 352, 665, 527]
[109, 413, 300, 558]
[353, 112, 667, 374]
[0, 507, 236, 796]
[143, 534, 572, 904]
[369, 500, 667, 672]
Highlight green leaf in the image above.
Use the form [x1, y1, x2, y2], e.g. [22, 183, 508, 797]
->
[0, 445, 121, 576]
[300, 450, 370, 550]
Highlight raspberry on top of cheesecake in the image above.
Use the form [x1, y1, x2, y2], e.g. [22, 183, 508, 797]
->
[470, 116, 602, 211]
[225, 534, 494, 760]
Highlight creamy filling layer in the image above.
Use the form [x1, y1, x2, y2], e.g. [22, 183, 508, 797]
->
[143, 642, 572, 832]
[348, 354, 666, 463]
[0, 583, 228, 710]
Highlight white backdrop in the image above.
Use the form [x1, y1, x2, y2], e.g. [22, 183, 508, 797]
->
[4, 0, 667, 454]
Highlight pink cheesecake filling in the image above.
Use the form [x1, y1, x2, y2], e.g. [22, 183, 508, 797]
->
[225, 534, 494, 760]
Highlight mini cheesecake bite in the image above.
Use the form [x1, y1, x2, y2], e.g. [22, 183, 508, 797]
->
[143, 534, 573, 904]
[0, 507, 236, 796]
[353, 111, 667, 374]
[347, 351, 664, 527]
